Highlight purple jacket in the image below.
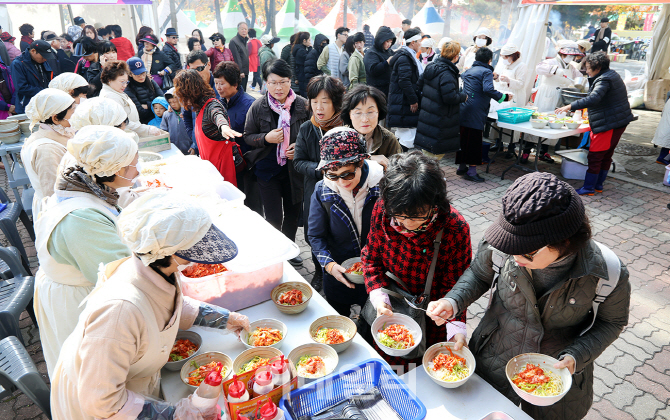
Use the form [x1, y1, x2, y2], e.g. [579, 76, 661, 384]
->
[0, 58, 15, 119]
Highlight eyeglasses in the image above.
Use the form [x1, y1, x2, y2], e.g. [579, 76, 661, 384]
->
[324, 167, 358, 181]
[351, 111, 378, 120]
[267, 80, 291, 87]
[520, 246, 546, 262]
[192, 65, 207, 72]
[339, 33, 349, 37]
[390, 208, 434, 223]
[120, 80, 130, 86]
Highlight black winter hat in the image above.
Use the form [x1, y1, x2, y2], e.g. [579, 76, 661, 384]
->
[484, 172, 586, 255]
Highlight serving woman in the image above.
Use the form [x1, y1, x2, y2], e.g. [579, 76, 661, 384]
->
[99, 60, 161, 138]
[427, 172, 631, 420]
[34, 126, 139, 377]
[51, 191, 250, 420]
[48, 72, 89, 104]
[534, 40, 584, 112]
[363, 151, 472, 369]
[460, 27, 492, 71]
[22, 88, 76, 216]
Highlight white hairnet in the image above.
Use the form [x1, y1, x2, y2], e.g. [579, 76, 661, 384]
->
[117, 191, 212, 265]
[556, 39, 578, 50]
[70, 97, 128, 130]
[67, 125, 138, 177]
[421, 38, 435, 48]
[436, 37, 452, 51]
[576, 40, 592, 51]
[475, 27, 492, 39]
[49, 73, 88, 93]
[25, 88, 75, 130]
[501, 43, 519, 56]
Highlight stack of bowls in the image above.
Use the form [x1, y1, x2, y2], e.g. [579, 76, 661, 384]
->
[18, 121, 31, 135]
[0, 121, 21, 144]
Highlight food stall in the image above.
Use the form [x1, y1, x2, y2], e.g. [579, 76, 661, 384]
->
[146, 149, 536, 420]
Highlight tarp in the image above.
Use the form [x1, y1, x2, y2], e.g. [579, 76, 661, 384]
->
[157, 0, 198, 37]
[275, 0, 320, 38]
[411, 0, 444, 35]
[365, 0, 405, 33]
[648, 4, 670, 80]
[315, 0, 356, 36]
[204, 0, 247, 40]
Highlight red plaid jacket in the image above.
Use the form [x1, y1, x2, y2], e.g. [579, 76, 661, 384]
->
[362, 200, 472, 368]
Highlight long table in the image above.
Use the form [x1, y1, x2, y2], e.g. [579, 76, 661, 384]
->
[160, 262, 532, 420]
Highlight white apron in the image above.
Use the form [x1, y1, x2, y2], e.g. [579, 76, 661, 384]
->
[21, 137, 66, 217]
[51, 257, 183, 420]
[33, 192, 118, 378]
[534, 58, 580, 113]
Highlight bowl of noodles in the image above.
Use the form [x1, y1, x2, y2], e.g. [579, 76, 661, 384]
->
[287, 343, 338, 384]
[309, 315, 357, 353]
[271, 282, 313, 315]
[505, 353, 572, 406]
[371, 314, 422, 357]
[341, 257, 364, 284]
[233, 347, 284, 375]
[180, 351, 233, 389]
[241, 319, 287, 350]
[423, 342, 475, 389]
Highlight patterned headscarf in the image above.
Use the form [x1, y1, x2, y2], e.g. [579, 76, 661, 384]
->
[316, 127, 370, 172]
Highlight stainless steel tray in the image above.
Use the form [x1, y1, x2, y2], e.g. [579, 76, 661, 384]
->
[481, 412, 514, 420]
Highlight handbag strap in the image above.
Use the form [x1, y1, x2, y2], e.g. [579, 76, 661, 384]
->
[422, 229, 444, 301]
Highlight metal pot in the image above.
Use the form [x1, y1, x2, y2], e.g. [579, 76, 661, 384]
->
[560, 88, 588, 106]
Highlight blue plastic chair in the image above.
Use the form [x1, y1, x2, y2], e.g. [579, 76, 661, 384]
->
[0, 246, 35, 345]
[0, 336, 51, 419]
[0, 186, 35, 272]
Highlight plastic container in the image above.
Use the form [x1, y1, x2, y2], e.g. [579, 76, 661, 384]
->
[252, 367, 275, 397]
[279, 359, 426, 420]
[227, 375, 250, 403]
[664, 165, 670, 187]
[556, 149, 589, 180]
[196, 363, 224, 399]
[496, 107, 534, 124]
[270, 356, 291, 386]
[260, 399, 284, 420]
[180, 205, 299, 312]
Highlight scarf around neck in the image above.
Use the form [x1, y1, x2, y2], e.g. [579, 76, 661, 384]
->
[41, 123, 75, 139]
[268, 90, 296, 166]
[310, 111, 342, 134]
[56, 165, 120, 208]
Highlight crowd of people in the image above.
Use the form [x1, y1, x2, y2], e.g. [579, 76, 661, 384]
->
[0, 14, 640, 420]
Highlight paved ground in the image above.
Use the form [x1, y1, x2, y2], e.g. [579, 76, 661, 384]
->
[1, 111, 668, 419]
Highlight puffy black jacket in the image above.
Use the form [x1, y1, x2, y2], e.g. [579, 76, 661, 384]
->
[460, 61, 504, 131]
[387, 47, 421, 128]
[293, 44, 311, 96]
[125, 78, 164, 124]
[162, 43, 182, 73]
[305, 34, 328, 83]
[415, 57, 467, 154]
[569, 69, 634, 134]
[364, 26, 396, 96]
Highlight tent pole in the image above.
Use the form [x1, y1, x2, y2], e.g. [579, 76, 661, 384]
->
[442, 0, 451, 37]
[152, 0, 161, 35]
[67, 5, 75, 26]
[130, 5, 139, 40]
[169, 0, 178, 32]
[58, 5, 67, 35]
[214, 0, 223, 34]
[295, 0, 300, 32]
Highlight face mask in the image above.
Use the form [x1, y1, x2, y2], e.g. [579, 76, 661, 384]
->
[173, 257, 195, 272]
[475, 38, 487, 47]
[421, 52, 428, 58]
[116, 164, 140, 185]
[563, 55, 574, 64]
[506, 58, 513, 65]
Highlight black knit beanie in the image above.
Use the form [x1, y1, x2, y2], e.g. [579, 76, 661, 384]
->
[484, 172, 586, 255]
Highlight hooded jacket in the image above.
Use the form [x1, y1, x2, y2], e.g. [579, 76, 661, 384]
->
[305, 34, 329, 82]
[160, 105, 191, 154]
[387, 47, 421, 128]
[258, 45, 276, 73]
[124, 78, 164, 124]
[293, 43, 312, 95]
[415, 57, 468, 154]
[460, 61, 504, 131]
[364, 26, 396, 95]
[10, 49, 53, 113]
[148, 96, 169, 128]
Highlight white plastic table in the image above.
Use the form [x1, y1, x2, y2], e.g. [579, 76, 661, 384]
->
[160, 263, 534, 420]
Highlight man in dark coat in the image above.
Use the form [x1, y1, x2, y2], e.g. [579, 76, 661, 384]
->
[42, 31, 64, 77]
[162, 28, 182, 72]
[305, 34, 328, 82]
[364, 26, 395, 97]
[10, 40, 54, 113]
[229, 22, 250, 91]
[363, 24, 374, 48]
[387, 29, 422, 150]
[415, 43, 468, 157]
[590, 18, 612, 53]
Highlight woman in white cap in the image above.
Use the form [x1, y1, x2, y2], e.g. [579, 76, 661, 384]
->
[51, 191, 250, 420]
[22, 88, 76, 216]
[33, 125, 139, 378]
[48, 72, 89, 104]
[460, 27, 492, 71]
[70, 96, 139, 143]
[419, 37, 436, 65]
[534, 40, 584, 113]
[493, 43, 527, 108]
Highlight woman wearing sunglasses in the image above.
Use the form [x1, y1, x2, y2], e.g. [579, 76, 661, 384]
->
[362, 151, 472, 368]
[307, 127, 384, 331]
[427, 172, 631, 420]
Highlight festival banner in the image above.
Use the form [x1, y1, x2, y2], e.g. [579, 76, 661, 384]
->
[643, 13, 655, 30]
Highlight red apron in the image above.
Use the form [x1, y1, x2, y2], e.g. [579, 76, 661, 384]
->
[195, 98, 239, 187]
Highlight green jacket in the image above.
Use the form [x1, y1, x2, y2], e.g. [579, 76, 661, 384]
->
[348, 50, 366, 88]
[445, 239, 630, 420]
[258, 46, 276, 74]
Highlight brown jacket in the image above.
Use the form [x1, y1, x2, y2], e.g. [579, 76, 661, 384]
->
[243, 94, 309, 205]
[367, 125, 403, 158]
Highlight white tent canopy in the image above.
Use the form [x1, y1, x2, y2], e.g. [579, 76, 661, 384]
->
[275, 0, 320, 37]
[365, 0, 405, 33]
[157, 0, 198, 38]
[204, 0, 247, 40]
[411, 0, 444, 35]
[315, 0, 356, 36]
[648, 4, 670, 80]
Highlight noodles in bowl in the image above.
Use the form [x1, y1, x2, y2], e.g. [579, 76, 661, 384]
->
[505, 353, 572, 406]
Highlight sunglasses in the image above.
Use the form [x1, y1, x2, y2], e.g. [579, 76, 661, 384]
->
[521, 246, 546, 262]
[324, 168, 357, 181]
[192, 65, 207, 72]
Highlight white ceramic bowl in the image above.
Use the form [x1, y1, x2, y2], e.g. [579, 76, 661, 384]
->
[180, 351, 233, 389]
[371, 313, 422, 357]
[0, 129, 22, 144]
[164, 330, 202, 372]
[309, 315, 357, 353]
[18, 121, 31, 135]
[565, 122, 581, 129]
[287, 343, 338, 383]
[422, 342, 476, 389]
[548, 122, 564, 129]
[139, 151, 163, 163]
[530, 119, 547, 129]
[271, 281, 313, 315]
[233, 347, 283, 375]
[341, 257, 364, 284]
[505, 353, 572, 406]
[241, 318, 287, 350]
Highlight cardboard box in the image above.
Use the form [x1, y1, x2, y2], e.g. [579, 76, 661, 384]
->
[138, 131, 171, 152]
[221, 363, 298, 420]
